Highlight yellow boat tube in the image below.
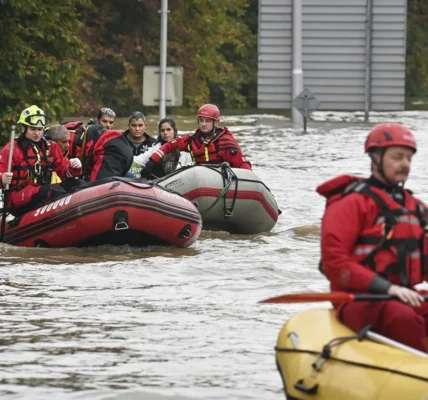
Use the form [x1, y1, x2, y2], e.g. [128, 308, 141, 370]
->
[275, 308, 428, 399]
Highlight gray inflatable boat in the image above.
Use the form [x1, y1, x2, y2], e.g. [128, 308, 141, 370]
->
[155, 164, 280, 234]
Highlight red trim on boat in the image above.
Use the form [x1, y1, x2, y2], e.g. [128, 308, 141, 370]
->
[183, 188, 278, 222]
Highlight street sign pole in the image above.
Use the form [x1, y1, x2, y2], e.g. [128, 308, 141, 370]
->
[159, 0, 168, 119]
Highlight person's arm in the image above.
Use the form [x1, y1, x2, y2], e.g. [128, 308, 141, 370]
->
[133, 144, 158, 168]
[51, 142, 82, 180]
[321, 194, 391, 293]
[216, 133, 252, 170]
[0, 144, 14, 188]
[149, 136, 188, 164]
[141, 136, 189, 178]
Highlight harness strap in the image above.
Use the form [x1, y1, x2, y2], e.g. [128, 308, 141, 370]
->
[342, 181, 422, 286]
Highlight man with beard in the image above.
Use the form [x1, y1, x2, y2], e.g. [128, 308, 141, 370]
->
[317, 122, 428, 352]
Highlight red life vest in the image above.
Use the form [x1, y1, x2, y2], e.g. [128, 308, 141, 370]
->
[11, 136, 55, 188]
[319, 175, 428, 287]
[186, 128, 240, 165]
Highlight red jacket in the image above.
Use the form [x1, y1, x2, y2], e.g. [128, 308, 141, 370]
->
[0, 137, 81, 189]
[150, 127, 252, 170]
[66, 124, 133, 182]
[318, 175, 427, 293]
[0, 137, 82, 209]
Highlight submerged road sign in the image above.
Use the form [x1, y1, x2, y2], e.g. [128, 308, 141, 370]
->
[292, 88, 320, 118]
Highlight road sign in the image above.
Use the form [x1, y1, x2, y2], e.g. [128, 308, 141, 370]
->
[292, 88, 320, 118]
[142, 66, 183, 106]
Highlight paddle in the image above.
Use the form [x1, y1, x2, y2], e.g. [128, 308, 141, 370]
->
[0, 125, 16, 242]
[260, 291, 428, 357]
[259, 291, 428, 304]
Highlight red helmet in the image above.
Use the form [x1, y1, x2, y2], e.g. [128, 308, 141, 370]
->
[197, 104, 220, 121]
[364, 122, 417, 153]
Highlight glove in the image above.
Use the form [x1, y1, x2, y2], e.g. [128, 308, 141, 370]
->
[140, 159, 156, 179]
[69, 158, 82, 169]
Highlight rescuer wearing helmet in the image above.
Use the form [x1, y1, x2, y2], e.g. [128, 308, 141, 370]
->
[316, 122, 428, 352]
[140, 104, 251, 179]
[0, 105, 82, 216]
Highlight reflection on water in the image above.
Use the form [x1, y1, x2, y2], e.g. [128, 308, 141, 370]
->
[2, 111, 428, 399]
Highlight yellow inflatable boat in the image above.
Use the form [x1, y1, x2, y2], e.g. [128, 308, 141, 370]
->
[276, 308, 428, 399]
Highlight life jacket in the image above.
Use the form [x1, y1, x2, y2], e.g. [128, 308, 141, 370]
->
[186, 128, 228, 165]
[62, 121, 86, 160]
[319, 175, 428, 287]
[11, 136, 55, 189]
[65, 124, 105, 180]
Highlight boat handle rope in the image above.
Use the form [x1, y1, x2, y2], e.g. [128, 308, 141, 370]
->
[220, 162, 238, 218]
[199, 179, 232, 215]
[153, 164, 282, 215]
[275, 345, 428, 382]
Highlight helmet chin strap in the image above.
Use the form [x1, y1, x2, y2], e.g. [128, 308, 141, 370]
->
[369, 150, 401, 187]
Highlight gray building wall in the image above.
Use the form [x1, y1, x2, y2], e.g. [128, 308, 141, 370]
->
[257, 0, 407, 110]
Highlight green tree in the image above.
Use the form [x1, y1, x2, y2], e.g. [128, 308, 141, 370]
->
[167, 0, 256, 109]
[76, 0, 257, 115]
[76, 0, 160, 116]
[0, 0, 90, 143]
[406, 0, 428, 99]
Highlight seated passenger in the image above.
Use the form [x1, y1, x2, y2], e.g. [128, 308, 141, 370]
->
[141, 104, 251, 178]
[123, 111, 156, 177]
[134, 118, 192, 179]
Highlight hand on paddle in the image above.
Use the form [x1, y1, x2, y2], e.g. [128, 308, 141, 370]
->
[387, 284, 425, 307]
[2, 172, 12, 187]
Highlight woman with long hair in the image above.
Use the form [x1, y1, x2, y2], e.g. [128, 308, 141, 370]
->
[133, 117, 192, 178]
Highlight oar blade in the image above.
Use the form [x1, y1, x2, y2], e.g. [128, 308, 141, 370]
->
[259, 292, 355, 304]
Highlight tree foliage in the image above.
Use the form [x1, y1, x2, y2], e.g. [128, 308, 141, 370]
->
[406, 0, 428, 98]
[2, 0, 428, 144]
[74, 0, 257, 116]
[0, 0, 90, 143]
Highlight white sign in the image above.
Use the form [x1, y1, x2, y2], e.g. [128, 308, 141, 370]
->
[142, 66, 183, 107]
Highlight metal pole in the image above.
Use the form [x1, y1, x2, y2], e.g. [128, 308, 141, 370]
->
[159, 0, 168, 119]
[364, 0, 373, 123]
[1, 125, 15, 242]
[292, 0, 303, 126]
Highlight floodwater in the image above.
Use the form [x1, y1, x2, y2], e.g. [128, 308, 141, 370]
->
[1, 110, 428, 399]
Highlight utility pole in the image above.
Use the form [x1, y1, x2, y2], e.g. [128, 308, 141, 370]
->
[291, 0, 303, 126]
[159, 0, 168, 119]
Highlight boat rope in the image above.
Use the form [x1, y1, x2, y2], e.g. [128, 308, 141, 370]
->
[153, 164, 281, 215]
[199, 164, 234, 216]
[275, 339, 428, 383]
[220, 162, 238, 218]
[154, 164, 273, 193]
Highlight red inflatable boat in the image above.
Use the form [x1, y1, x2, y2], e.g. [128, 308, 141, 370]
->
[1, 177, 202, 248]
